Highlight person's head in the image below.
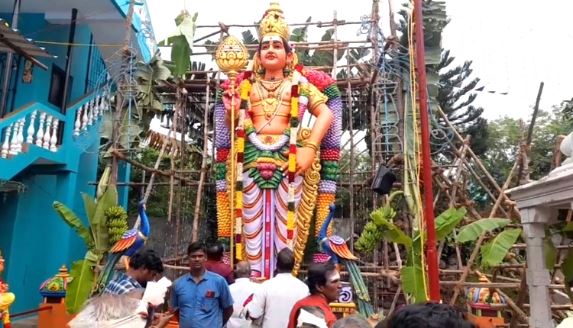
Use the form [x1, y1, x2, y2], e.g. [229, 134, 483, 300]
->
[127, 249, 163, 286]
[276, 247, 295, 273]
[297, 306, 326, 328]
[380, 303, 476, 328]
[333, 315, 371, 328]
[187, 242, 207, 272]
[306, 261, 341, 303]
[235, 260, 251, 279]
[206, 242, 224, 261]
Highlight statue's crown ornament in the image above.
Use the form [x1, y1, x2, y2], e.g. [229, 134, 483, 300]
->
[258, 2, 290, 41]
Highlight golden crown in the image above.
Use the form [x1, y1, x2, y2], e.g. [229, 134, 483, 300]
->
[258, 2, 290, 41]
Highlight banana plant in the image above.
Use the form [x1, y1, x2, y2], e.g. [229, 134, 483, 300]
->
[52, 167, 119, 314]
[158, 11, 198, 78]
[455, 218, 521, 268]
[356, 202, 519, 302]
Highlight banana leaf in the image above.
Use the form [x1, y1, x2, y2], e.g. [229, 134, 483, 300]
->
[170, 35, 191, 78]
[562, 249, 573, 299]
[481, 228, 521, 267]
[562, 249, 573, 283]
[65, 259, 96, 314]
[456, 218, 510, 243]
[81, 193, 96, 223]
[543, 236, 557, 271]
[96, 166, 111, 199]
[401, 264, 427, 303]
[435, 207, 466, 241]
[53, 201, 95, 250]
[91, 184, 118, 253]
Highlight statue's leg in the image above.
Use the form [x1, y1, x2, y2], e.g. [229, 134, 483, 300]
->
[274, 176, 304, 261]
[242, 174, 265, 277]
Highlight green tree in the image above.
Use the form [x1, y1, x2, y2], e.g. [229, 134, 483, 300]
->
[435, 51, 488, 156]
[484, 108, 573, 184]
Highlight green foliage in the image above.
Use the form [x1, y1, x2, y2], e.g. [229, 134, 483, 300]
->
[562, 249, 573, 299]
[400, 265, 427, 303]
[159, 11, 198, 77]
[543, 236, 557, 271]
[480, 228, 522, 267]
[65, 259, 96, 314]
[435, 207, 466, 241]
[53, 167, 119, 313]
[53, 202, 95, 250]
[484, 109, 573, 182]
[456, 218, 510, 243]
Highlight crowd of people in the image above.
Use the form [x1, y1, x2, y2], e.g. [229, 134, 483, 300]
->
[69, 242, 479, 328]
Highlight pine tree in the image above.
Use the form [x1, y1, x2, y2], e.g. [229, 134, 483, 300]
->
[435, 50, 489, 156]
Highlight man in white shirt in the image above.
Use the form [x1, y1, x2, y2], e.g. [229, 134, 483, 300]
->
[246, 248, 309, 328]
[227, 261, 260, 328]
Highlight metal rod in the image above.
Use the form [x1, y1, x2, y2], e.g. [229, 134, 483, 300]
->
[61, 8, 78, 112]
[413, 0, 440, 301]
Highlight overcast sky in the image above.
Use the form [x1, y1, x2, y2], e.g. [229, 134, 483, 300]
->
[147, 0, 573, 121]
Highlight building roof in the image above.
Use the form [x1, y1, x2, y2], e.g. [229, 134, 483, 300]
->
[0, 18, 51, 70]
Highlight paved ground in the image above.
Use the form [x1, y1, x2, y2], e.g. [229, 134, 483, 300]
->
[11, 316, 38, 328]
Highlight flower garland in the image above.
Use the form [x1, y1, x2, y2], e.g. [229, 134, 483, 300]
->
[234, 72, 253, 260]
[287, 71, 301, 242]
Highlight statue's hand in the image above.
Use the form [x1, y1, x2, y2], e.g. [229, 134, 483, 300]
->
[296, 147, 317, 176]
[222, 88, 241, 115]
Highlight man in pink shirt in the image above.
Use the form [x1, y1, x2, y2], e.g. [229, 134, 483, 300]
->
[205, 242, 234, 285]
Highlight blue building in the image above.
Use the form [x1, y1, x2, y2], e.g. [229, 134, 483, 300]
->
[0, 0, 155, 315]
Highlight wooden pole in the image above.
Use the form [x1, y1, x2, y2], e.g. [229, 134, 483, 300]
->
[192, 74, 211, 241]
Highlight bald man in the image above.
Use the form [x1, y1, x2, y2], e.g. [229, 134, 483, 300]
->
[227, 261, 260, 328]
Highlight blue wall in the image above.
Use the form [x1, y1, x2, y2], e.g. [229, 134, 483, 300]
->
[0, 12, 106, 314]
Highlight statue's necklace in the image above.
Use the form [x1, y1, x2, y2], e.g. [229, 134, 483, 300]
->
[259, 79, 285, 98]
[257, 80, 288, 120]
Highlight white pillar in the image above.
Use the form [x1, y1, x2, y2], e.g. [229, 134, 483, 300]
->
[1, 124, 12, 158]
[36, 112, 46, 146]
[520, 207, 554, 328]
[50, 119, 59, 152]
[42, 115, 53, 149]
[74, 105, 83, 136]
[82, 103, 89, 131]
[26, 110, 37, 144]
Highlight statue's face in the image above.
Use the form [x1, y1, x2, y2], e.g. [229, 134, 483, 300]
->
[258, 35, 292, 73]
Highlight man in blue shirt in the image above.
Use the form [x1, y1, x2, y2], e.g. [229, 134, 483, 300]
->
[104, 249, 164, 295]
[171, 242, 234, 328]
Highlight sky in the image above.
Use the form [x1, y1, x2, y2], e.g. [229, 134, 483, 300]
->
[147, 0, 573, 121]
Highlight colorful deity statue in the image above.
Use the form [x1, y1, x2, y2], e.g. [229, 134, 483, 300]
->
[214, 2, 342, 278]
[0, 252, 15, 328]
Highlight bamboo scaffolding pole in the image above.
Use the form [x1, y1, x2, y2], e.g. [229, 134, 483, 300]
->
[194, 20, 367, 29]
[110, 149, 195, 184]
[192, 74, 211, 241]
[437, 107, 521, 218]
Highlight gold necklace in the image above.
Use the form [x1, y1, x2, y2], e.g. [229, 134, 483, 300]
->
[259, 79, 285, 97]
[257, 80, 288, 120]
